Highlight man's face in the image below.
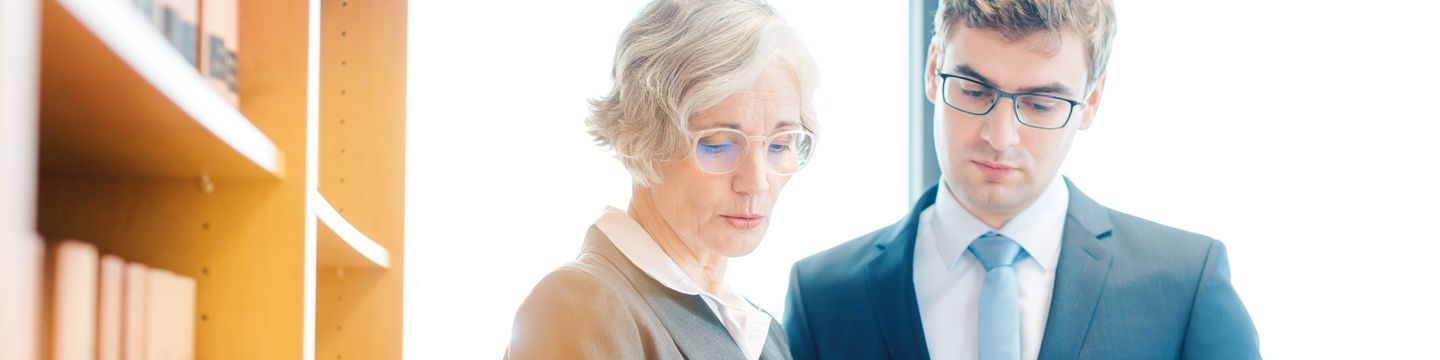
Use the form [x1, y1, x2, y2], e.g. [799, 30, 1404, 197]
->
[925, 25, 1105, 224]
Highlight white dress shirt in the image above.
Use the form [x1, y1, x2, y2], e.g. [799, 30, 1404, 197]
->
[594, 207, 773, 360]
[913, 176, 1069, 360]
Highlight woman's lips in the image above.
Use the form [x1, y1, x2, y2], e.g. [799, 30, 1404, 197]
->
[721, 215, 764, 229]
[973, 160, 1016, 179]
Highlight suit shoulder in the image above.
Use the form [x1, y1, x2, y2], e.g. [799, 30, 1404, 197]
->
[1108, 209, 1217, 245]
[792, 225, 890, 287]
[1104, 208, 1224, 271]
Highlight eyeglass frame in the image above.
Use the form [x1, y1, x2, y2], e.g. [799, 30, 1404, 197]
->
[934, 68, 1088, 130]
[688, 127, 817, 176]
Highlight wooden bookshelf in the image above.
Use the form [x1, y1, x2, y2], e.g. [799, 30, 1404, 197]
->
[33, 0, 310, 355]
[313, 0, 407, 357]
[38, 0, 283, 179]
[2, 0, 408, 357]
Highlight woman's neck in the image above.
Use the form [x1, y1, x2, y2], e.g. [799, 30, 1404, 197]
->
[628, 187, 728, 295]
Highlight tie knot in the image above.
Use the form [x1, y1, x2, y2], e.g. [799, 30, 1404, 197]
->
[968, 232, 1026, 271]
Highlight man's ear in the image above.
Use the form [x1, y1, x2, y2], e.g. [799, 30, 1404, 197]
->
[1078, 73, 1106, 130]
[925, 38, 941, 104]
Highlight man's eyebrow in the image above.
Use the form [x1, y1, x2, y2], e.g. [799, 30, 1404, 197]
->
[949, 64, 1078, 97]
[950, 64, 993, 85]
[1016, 83, 1076, 97]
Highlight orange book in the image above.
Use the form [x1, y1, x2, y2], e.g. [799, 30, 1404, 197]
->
[174, 274, 197, 359]
[143, 269, 172, 360]
[50, 240, 98, 360]
[0, 233, 43, 360]
[123, 263, 149, 360]
[98, 255, 125, 360]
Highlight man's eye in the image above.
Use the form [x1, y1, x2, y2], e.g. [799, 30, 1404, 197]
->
[1023, 98, 1063, 113]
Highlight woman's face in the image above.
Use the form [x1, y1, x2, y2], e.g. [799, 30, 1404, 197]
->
[649, 60, 801, 259]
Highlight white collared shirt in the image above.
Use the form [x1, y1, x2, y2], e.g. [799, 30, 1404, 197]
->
[594, 207, 772, 360]
[913, 176, 1069, 360]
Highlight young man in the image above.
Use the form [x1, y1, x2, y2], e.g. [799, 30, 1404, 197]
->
[783, 1, 1260, 359]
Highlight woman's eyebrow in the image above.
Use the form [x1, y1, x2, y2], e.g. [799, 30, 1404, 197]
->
[695, 120, 799, 132]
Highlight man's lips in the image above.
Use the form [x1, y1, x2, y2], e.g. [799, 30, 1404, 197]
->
[973, 160, 1016, 178]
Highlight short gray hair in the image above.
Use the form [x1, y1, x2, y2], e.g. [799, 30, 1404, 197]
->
[586, 0, 819, 187]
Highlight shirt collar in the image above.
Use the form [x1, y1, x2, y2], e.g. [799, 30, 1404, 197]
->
[593, 207, 773, 360]
[931, 175, 1069, 272]
[594, 206, 706, 295]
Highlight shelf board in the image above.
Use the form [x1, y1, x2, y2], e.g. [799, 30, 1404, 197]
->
[314, 191, 389, 269]
[38, 0, 283, 179]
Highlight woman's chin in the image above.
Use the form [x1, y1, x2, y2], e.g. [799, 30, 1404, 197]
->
[706, 232, 765, 258]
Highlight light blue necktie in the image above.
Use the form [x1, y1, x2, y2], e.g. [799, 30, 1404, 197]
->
[969, 232, 1027, 360]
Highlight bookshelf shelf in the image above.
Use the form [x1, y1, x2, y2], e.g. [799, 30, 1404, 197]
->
[38, 0, 282, 179]
[315, 191, 390, 269]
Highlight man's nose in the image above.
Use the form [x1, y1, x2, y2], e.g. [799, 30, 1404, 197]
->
[980, 97, 1021, 151]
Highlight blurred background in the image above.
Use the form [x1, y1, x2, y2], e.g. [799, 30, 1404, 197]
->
[6, 0, 1432, 358]
[405, 0, 1440, 358]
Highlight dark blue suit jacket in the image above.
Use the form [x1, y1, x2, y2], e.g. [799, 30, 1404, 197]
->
[784, 179, 1259, 359]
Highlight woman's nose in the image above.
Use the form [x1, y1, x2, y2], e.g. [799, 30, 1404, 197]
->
[731, 141, 771, 195]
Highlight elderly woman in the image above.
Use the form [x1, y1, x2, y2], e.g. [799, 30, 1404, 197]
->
[505, 0, 817, 359]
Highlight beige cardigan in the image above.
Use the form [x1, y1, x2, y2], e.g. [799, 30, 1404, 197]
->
[506, 226, 791, 360]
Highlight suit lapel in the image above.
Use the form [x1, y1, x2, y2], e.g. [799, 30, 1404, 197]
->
[865, 185, 939, 360]
[1037, 179, 1115, 359]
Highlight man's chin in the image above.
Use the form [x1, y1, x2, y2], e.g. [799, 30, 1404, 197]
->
[959, 172, 1018, 193]
[958, 178, 1032, 209]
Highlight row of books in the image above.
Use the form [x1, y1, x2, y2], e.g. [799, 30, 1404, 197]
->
[47, 240, 196, 360]
[129, 0, 239, 106]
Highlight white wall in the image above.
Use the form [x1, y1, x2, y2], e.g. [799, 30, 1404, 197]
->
[407, 0, 1440, 358]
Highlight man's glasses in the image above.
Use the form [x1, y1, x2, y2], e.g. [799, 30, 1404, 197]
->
[936, 71, 1085, 130]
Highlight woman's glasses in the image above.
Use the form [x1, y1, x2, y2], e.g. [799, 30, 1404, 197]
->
[691, 128, 816, 176]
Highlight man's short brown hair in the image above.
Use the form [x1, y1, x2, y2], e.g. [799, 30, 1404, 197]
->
[934, 0, 1117, 86]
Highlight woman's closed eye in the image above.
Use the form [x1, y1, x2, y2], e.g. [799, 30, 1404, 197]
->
[699, 142, 736, 154]
[768, 142, 793, 154]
